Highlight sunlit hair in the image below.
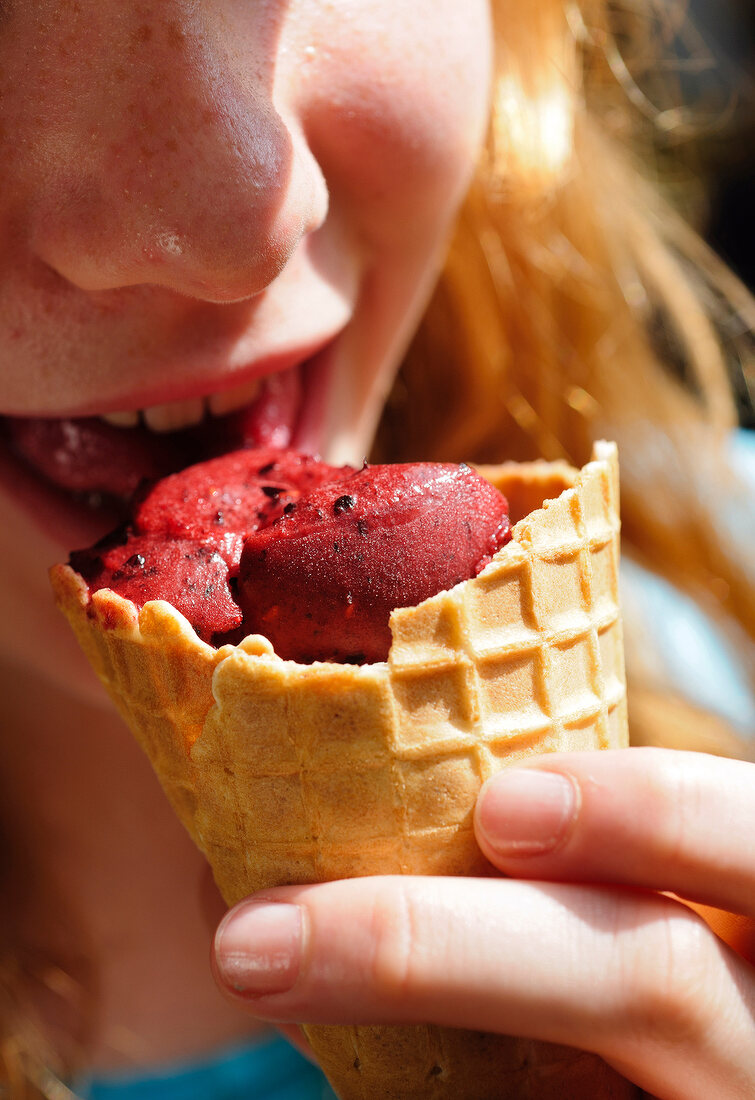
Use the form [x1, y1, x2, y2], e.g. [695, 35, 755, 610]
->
[1, 2, 753, 1095]
[377, 0, 754, 757]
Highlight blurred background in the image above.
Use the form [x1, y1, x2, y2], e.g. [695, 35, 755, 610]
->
[679, 0, 754, 425]
[692, 0, 754, 296]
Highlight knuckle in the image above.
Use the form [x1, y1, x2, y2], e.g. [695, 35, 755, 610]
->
[367, 881, 423, 1005]
[644, 753, 704, 873]
[623, 902, 718, 1047]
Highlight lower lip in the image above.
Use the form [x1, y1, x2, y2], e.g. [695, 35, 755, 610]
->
[0, 442, 122, 550]
[0, 340, 339, 552]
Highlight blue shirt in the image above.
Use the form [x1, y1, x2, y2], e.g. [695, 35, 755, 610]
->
[72, 1034, 336, 1100]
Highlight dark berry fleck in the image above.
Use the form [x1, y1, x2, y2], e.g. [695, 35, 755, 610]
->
[333, 493, 355, 515]
[283, 502, 297, 516]
[125, 553, 146, 569]
[342, 652, 366, 665]
[258, 462, 276, 475]
[261, 485, 282, 498]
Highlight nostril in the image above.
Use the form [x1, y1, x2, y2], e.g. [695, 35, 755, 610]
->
[31, 145, 321, 304]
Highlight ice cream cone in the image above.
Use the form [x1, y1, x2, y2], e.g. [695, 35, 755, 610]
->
[51, 441, 638, 1098]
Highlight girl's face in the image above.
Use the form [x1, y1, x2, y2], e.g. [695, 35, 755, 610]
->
[0, 0, 492, 690]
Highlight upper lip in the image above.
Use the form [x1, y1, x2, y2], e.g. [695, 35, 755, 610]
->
[2, 330, 338, 422]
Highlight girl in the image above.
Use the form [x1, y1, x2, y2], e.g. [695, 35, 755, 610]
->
[0, 1, 752, 1097]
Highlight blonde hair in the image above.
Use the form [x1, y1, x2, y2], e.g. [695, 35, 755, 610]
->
[377, 0, 754, 757]
[2, 0, 753, 1094]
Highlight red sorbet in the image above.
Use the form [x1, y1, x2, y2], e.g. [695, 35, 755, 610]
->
[237, 462, 511, 663]
[71, 533, 242, 641]
[133, 448, 353, 574]
[70, 450, 511, 657]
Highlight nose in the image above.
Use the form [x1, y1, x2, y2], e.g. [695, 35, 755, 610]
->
[25, 5, 327, 302]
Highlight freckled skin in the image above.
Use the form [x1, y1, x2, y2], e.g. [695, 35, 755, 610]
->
[0, 0, 492, 687]
[9, 3, 305, 302]
[0, 0, 491, 414]
[0, 2, 495, 1066]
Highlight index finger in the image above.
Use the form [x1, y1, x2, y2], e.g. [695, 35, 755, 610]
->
[474, 748, 755, 919]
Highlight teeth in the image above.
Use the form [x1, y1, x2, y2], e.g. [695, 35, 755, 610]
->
[102, 409, 141, 428]
[208, 377, 262, 417]
[99, 376, 265, 433]
[143, 397, 207, 433]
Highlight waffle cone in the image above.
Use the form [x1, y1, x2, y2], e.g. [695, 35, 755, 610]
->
[51, 441, 638, 1098]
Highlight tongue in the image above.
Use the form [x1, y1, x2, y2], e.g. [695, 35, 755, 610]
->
[4, 368, 302, 501]
[3, 416, 180, 500]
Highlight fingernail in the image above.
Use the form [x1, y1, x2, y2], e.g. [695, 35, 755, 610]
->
[477, 769, 577, 856]
[214, 901, 303, 996]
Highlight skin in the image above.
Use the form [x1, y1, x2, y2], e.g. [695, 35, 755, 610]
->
[215, 750, 755, 1098]
[0, 0, 753, 1093]
[0, 0, 494, 1071]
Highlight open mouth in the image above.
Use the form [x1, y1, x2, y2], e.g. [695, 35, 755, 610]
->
[3, 365, 302, 500]
[0, 342, 336, 548]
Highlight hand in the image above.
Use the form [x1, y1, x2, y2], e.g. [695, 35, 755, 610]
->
[211, 748, 755, 1100]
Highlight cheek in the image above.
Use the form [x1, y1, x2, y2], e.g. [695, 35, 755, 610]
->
[285, 0, 492, 244]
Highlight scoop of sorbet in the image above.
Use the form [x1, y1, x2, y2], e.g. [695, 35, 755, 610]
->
[133, 448, 353, 574]
[70, 451, 511, 659]
[70, 449, 353, 641]
[71, 532, 243, 640]
[237, 462, 511, 663]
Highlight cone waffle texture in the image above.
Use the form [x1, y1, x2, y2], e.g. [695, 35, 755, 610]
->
[51, 441, 637, 1099]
